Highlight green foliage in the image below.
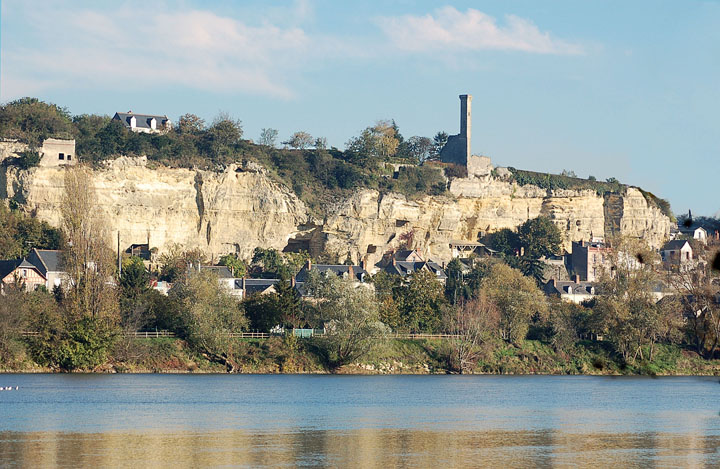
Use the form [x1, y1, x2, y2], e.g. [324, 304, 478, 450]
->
[251, 248, 308, 279]
[517, 216, 562, 259]
[394, 270, 447, 332]
[169, 270, 248, 371]
[0, 97, 74, 146]
[482, 263, 548, 344]
[489, 228, 519, 256]
[507, 167, 624, 194]
[0, 204, 62, 259]
[218, 253, 247, 278]
[17, 150, 41, 169]
[25, 291, 118, 371]
[638, 188, 674, 221]
[382, 165, 446, 197]
[304, 271, 389, 370]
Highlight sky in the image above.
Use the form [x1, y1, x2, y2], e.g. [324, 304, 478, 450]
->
[1, 0, 719, 216]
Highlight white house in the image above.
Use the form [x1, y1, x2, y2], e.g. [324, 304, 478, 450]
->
[112, 112, 171, 134]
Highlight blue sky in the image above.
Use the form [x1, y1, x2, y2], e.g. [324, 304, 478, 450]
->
[2, 0, 719, 216]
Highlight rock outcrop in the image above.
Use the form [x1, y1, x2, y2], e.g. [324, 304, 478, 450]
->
[1, 157, 671, 264]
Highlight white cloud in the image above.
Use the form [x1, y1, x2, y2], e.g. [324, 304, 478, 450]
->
[1, 3, 312, 100]
[377, 6, 583, 55]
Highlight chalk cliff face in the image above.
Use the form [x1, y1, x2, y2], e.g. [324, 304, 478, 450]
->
[1, 157, 671, 264]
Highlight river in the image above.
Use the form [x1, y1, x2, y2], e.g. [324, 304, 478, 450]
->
[0, 374, 718, 467]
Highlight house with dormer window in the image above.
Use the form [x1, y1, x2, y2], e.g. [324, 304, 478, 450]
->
[112, 111, 172, 134]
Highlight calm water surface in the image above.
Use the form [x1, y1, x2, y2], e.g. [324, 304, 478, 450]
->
[0, 374, 719, 467]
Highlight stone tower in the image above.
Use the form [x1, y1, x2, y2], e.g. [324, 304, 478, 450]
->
[439, 94, 491, 178]
[460, 94, 471, 158]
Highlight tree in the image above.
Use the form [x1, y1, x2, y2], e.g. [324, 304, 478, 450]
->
[0, 284, 28, 365]
[517, 216, 562, 259]
[314, 137, 328, 150]
[396, 270, 447, 332]
[304, 271, 389, 370]
[176, 114, 206, 134]
[406, 136, 434, 164]
[283, 131, 314, 150]
[218, 253, 247, 278]
[345, 120, 400, 166]
[169, 270, 248, 372]
[482, 263, 548, 343]
[0, 97, 74, 146]
[444, 293, 500, 373]
[432, 131, 449, 158]
[489, 228, 519, 256]
[592, 237, 680, 363]
[61, 166, 118, 322]
[258, 128, 279, 147]
[119, 256, 151, 331]
[159, 244, 207, 282]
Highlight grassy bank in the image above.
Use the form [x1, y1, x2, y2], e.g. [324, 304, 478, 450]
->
[4, 338, 719, 376]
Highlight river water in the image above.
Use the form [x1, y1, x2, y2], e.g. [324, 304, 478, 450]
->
[0, 374, 718, 467]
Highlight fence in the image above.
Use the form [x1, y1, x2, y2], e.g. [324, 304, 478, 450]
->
[21, 331, 462, 340]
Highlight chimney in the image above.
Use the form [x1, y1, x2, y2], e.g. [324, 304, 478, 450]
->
[392, 257, 396, 266]
[347, 265, 354, 280]
[306, 259, 312, 271]
[579, 240, 584, 247]
[552, 278, 557, 287]
[574, 274, 580, 283]
[361, 258, 367, 272]
[291, 276, 296, 287]
[241, 277, 246, 291]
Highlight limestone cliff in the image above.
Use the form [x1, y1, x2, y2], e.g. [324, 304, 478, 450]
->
[1, 157, 671, 264]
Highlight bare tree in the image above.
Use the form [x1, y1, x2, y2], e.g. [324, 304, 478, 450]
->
[61, 166, 118, 321]
[444, 293, 499, 373]
[259, 128, 278, 147]
[283, 131, 314, 150]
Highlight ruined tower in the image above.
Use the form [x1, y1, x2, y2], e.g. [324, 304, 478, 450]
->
[460, 94, 471, 159]
[439, 94, 491, 178]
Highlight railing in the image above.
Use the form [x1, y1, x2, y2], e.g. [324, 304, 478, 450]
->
[21, 331, 463, 340]
[390, 333, 461, 340]
[126, 331, 176, 338]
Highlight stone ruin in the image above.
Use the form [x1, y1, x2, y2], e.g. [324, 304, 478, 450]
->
[439, 94, 492, 178]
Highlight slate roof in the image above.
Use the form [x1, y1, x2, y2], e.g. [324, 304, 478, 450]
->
[295, 264, 368, 283]
[113, 112, 170, 130]
[27, 249, 62, 276]
[0, 260, 22, 279]
[661, 240, 691, 251]
[545, 280, 596, 296]
[236, 278, 280, 295]
[383, 261, 447, 280]
[0, 258, 44, 281]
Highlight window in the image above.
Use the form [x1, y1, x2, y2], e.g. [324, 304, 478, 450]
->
[67, 155, 72, 161]
[59, 153, 65, 160]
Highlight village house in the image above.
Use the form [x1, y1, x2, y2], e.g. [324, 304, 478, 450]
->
[112, 112, 172, 134]
[377, 249, 448, 283]
[543, 276, 596, 304]
[234, 278, 281, 298]
[660, 239, 694, 271]
[0, 249, 67, 293]
[570, 239, 611, 282]
[39, 138, 77, 167]
[449, 240, 498, 259]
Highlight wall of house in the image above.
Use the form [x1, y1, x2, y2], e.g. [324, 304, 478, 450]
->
[39, 138, 76, 167]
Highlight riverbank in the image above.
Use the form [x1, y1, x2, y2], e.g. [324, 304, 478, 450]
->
[3, 337, 720, 376]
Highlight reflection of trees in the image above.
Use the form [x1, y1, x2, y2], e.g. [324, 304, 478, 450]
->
[4, 428, 719, 467]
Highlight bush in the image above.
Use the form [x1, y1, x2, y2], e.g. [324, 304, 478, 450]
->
[17, 150, 41, 169]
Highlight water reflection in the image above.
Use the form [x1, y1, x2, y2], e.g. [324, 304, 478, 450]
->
[2, 428, 719, 468]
